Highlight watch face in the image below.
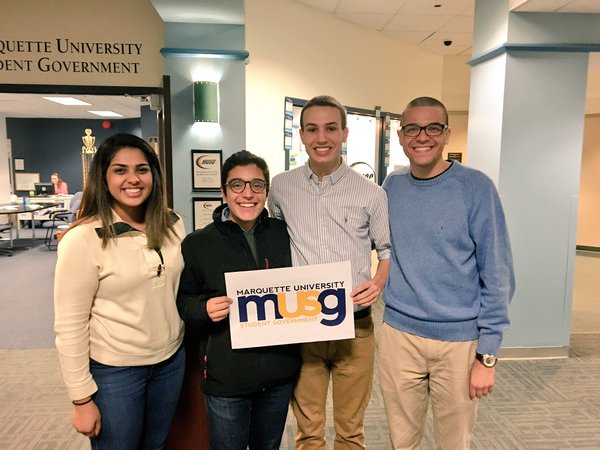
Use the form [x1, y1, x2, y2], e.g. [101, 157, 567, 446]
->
[477, 353, 497, 367]
[483, 355, 497, 367]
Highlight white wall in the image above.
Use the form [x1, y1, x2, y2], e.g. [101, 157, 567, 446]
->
[442, 55, 472, 111]
[498, 52, 588, 349]
[472, 0, 510, 57]
[245, 0, 444, 176]
[466, 55, 507, 185]
[163, 23, 246, 233]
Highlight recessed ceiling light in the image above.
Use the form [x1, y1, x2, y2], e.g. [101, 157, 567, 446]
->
[42, 96, 91, 106]
[88, 110, 124, 117]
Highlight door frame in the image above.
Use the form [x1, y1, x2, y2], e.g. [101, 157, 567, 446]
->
[0, 76, 174, 205]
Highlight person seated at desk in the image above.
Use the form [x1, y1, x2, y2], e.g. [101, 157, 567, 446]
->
[51, 172, 68, 195]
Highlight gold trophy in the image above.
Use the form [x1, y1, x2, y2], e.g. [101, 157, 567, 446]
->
[81, 129, 97, 187]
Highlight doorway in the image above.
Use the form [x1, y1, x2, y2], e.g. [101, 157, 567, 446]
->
[0, 78, 174, 205]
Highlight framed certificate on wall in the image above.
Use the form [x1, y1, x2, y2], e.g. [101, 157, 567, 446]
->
[193, 197, 223, 230]
[15, 172, 40, 191]
[191, 149, 222, 191]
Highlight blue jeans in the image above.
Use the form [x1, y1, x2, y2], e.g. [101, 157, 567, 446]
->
[89, 345, 185, 450]
[205, 382, 294, 450]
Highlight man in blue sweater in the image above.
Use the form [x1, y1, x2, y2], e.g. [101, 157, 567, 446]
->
[379, 96, 515, 449]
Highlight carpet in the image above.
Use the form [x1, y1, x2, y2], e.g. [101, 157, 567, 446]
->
[0, 243, 57, 349]
[0, 238, 46, 252]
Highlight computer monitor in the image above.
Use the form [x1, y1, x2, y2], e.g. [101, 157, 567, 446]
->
[34, 182, 55, 196]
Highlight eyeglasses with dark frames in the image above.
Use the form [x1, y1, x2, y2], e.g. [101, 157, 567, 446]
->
[224, 178, 268, 193]
[401, 123, 448, 137]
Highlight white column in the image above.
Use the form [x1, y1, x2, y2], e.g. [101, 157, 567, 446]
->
[468, 0, 599, 355]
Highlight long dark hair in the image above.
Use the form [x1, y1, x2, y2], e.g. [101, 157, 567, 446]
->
[51, 172, 65, 188]
[73, 133, 176, 249]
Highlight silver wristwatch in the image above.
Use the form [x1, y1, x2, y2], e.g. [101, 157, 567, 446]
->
[475, 352, 497, 368]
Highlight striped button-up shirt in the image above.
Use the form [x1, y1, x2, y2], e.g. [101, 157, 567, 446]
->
[268, 162, 391, 295]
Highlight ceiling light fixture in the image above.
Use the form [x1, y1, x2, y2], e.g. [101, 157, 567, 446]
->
[42, 96, 91, 106]
[88, 110, 124, 118]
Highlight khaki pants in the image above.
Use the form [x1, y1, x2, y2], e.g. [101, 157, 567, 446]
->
[377, 323, 478, 450]
[291, 315, 375, 450]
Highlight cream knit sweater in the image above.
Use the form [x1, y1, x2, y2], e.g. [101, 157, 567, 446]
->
[54, 213, 185, 401]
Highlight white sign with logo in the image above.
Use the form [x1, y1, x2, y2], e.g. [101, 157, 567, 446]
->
[225, 261, 355, 349]
[192, 149, 222, 191]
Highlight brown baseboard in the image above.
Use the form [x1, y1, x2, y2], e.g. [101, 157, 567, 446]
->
[499, 346, 570, 360]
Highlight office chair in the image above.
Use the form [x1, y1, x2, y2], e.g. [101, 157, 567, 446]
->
[43, 191, 83, 250]
[0, 223, 13, 256]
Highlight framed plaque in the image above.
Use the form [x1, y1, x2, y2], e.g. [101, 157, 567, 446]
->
[193, 197, 223, 230]
[192, 149, 222, 191]
[447, 152, 463, 163]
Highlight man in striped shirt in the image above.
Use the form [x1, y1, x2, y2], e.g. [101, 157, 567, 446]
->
[269, 95, 391, 449]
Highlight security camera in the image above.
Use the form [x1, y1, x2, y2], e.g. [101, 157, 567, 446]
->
[443, 40, 453, 46]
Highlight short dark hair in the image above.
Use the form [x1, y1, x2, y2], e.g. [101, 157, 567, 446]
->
[76, 133, 174, 249]
[402, 96, 449, 125]
[221, 150, 270, 193]
[300, 95, 347, 130]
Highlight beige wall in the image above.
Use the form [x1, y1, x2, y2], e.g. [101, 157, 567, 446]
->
[0, 0, 164, 87]
[446, 112, 469, 163]
[245, 0, 445, 176]
[442, 55, 472, 111]
[577, 115, 600, 247]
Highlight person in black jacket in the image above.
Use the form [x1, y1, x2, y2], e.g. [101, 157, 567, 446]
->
[177, 150, 300, 450]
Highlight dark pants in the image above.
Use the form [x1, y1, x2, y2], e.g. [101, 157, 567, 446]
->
[205, 381, 294, 450]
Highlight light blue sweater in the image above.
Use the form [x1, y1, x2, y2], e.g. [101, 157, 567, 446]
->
[382, 162, 515, 355]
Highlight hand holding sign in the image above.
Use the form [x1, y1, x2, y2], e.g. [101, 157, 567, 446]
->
[207, 296, 233, 322]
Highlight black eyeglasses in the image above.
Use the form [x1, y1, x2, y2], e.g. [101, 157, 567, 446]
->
[401, 123, 448, 137]
[224, 178, 268, 193]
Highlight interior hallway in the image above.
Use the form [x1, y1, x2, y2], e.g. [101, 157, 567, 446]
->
[0, 244, 599, 448]
[572, 251, 600, 333]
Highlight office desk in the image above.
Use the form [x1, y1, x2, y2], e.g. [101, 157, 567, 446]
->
[17, 195, 72, 223]
[0, 202, 59, 240]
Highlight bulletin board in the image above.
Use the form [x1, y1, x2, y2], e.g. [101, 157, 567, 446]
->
[15, 172, 40, 191]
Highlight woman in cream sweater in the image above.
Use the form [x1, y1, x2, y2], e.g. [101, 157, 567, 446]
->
[54, 134, 185, 449]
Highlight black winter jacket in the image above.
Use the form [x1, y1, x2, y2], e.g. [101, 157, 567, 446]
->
[177, 204, 301, 397]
